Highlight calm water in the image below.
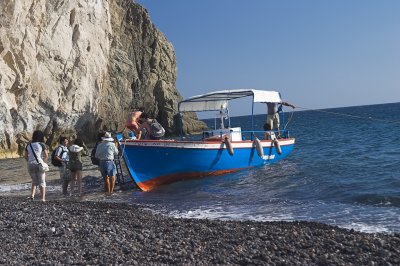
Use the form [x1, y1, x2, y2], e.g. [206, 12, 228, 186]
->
[1, 103, 399, 233]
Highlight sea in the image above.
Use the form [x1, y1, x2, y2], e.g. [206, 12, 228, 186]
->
[1, 103, 399, 234]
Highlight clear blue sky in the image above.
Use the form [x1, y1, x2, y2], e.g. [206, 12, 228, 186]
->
[137, 0, 400, 116]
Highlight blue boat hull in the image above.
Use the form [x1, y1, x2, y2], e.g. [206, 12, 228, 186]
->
[119, 138, 295, 191]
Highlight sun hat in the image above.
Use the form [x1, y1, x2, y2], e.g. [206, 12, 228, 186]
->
[102, 132, 114, 142]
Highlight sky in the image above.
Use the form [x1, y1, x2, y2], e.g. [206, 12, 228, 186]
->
[136, 0, 400, 116]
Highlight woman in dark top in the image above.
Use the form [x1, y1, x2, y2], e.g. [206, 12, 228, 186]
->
[68, 138, 88, 197]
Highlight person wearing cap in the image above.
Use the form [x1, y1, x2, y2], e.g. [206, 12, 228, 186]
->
[94, 132, 119, 195]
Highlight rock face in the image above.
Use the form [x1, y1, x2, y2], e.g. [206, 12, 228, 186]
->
[0, 0, 205, 158]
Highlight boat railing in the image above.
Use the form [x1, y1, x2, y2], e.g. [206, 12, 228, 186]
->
[115, 128, 290, 142]
[241, 130, 290, 140]
[202, 128, 290, 141]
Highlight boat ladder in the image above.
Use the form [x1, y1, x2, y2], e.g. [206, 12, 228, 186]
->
[114, 155, 126, 185]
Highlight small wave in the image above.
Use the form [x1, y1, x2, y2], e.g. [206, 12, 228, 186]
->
[341, 222, 391, 234]
[0, 183, 62, 193]
[0, 183, 31, 192]
[352, 194, 400, 207]
[168, 206, 295, 222]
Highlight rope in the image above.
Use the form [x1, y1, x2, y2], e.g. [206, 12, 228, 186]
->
[295, 106, 400, 125]
[283, 110, 295, 129]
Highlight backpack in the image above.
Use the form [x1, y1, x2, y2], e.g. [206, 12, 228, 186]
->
[90, 143, 100, 165]
[51, 147, 65, 167]
[150, 119, 165, 138]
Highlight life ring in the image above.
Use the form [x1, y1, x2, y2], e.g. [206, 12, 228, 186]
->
[224, 136, 234, 156]
[253, 137, 264, 158]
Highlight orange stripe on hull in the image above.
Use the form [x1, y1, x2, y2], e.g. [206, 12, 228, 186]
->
[137, 168, 248, 192]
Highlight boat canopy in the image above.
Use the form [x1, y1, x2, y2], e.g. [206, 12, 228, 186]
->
[178, 89, 282, 112]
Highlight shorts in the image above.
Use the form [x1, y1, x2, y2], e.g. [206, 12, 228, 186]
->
[69, 161, 83, 172]
[99, 160, 117, 178]
[266, 113, 280, 130]
[28, 163, 46, 187]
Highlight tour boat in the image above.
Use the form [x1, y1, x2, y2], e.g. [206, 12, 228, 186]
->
[118, 89, 295, 191]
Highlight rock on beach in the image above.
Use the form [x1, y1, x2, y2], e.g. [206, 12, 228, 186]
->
[0, 196, 399, 265]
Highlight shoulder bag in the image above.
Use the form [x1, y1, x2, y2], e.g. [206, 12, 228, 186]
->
[29, 143, 49, 172]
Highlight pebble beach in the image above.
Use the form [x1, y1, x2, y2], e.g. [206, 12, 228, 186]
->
[1, 196, 399, 265]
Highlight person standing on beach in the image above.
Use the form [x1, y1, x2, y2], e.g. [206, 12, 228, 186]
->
[95, 132, 119, 195]
[68, 138, 88, 197]
[90, 131, 106, 191]
[266, 101, 295, 135]
[54, 136, 71, 196]
[25, 130, 48, 202]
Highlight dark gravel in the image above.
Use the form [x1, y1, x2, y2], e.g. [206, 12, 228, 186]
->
[0, 196, 399, 265]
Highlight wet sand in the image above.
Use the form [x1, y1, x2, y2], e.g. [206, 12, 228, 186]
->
[0, 157, 101, 186]
[0, 156, 135, 200]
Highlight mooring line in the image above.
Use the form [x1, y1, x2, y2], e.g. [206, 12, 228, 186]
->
[295, 106, 400, 125]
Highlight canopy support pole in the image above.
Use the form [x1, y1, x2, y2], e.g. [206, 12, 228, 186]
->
[178, 112, 184, 140]
[251, 96, 255, 140]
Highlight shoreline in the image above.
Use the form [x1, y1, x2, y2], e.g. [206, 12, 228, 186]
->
[0, 196, 399, 265]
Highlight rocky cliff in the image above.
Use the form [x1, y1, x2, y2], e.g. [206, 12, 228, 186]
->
[0, 0, 205, 158]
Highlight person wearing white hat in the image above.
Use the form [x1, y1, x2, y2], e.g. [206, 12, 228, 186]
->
[94, 132, 119, 195]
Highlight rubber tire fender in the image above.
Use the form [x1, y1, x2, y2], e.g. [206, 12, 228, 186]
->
[224, 136, 234, 156]
[253, 137, 264, 158]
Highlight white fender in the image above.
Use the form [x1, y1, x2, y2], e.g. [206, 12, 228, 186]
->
[253, 137, 264, 158]
[273, 139, 282, 155]
[224, 136, 234, 156]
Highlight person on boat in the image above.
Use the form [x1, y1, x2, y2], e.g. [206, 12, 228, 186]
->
[68, 138, 89, 197]
[125, 107, 144, 133]
[263, 122, 272, 140]
[266, 101, 295, 137]
[25, 130, 49, 202]
[137, 113, 165, 140]
[95, 132, 119, 195]
[121, 127, 136, 140]
[54, 136, 71, 196]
